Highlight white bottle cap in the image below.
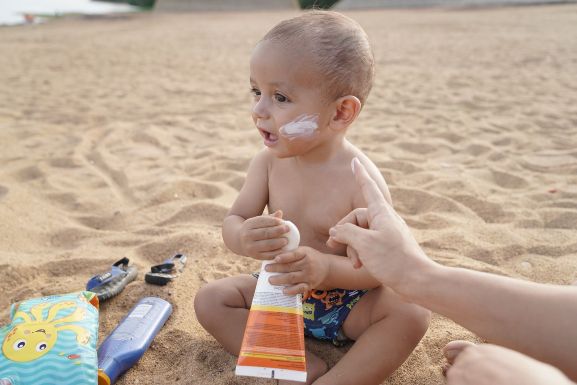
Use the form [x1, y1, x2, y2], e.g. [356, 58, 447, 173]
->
[282, 220, 300, 252]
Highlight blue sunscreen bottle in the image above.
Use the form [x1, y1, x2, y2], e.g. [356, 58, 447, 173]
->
[97, 297, 172, 385]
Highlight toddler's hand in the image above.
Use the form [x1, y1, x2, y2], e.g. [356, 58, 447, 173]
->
[265, 246, 329, 295]
[240, 210, 290, 260]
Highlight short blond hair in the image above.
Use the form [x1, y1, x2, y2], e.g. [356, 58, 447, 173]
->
[260, 10, 374, 105]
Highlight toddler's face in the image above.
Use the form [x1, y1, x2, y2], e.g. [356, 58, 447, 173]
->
[249, 41, 333, 158]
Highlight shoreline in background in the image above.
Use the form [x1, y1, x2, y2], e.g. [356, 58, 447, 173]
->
[334, 0, 577, 9]
[0, 0, 140, 26]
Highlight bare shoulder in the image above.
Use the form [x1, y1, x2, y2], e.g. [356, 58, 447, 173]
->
[249, 148, 274, 171]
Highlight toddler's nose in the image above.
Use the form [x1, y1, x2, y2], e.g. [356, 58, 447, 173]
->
[252, 97, 270, 120]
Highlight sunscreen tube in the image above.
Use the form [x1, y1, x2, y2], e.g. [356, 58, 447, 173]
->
[97, 297, 172, 385]
[236, 220, 307, 382]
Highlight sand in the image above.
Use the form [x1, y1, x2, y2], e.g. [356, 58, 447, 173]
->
[1, 4, 576, 385]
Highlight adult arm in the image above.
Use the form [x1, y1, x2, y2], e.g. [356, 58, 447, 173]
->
[328, 158, 577, 380]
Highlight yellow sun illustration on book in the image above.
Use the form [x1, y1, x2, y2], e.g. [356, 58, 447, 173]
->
[2, 300, 90, 362]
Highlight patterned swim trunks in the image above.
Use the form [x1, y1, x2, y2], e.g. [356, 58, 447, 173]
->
[250, 273, 367, 346]
[302, 288, 367, 346]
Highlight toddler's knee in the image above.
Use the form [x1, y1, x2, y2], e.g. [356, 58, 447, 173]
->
[404, 305, 431, 341]
[194, 282, 218, 327]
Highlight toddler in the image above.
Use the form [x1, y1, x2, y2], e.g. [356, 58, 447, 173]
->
[195, 11, 430, 385]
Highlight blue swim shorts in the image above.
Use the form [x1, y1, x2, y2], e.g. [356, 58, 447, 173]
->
[302, 289, 367, 346]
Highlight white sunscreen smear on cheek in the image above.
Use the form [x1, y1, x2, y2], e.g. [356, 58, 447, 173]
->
[279, 114, 319, 140]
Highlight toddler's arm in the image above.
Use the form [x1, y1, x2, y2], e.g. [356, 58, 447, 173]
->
[222, 150, 289, 259]
[267, 247, 382, 293]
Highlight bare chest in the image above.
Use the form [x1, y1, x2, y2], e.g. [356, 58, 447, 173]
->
[268, 168, 356, 254]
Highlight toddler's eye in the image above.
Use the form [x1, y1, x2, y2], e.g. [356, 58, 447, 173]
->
[274, 93, 289, 103]
[250, 88, 261, 97]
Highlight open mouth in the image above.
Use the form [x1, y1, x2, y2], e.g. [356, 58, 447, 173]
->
[259, 128, 279, 146]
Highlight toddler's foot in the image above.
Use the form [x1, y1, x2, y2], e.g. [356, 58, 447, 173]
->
[442, 340, 476, 376]
[278, 351, 328, 385]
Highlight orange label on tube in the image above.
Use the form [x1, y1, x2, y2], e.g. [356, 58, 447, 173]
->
[236, 261, 307, 382]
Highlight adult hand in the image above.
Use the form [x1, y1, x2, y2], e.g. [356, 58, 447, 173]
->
[239, 210, 289, 260]
[445, 343, 575, 385]
[327, 157, 434, 289]
[265, 246, 330, 295]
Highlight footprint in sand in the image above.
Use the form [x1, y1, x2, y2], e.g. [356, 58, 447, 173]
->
[48, 157, 81, 169]
[489, 170, 529, 189]
[75, 212, 125, 231]
[228, 176, 245, 191]
[50, 227, 96, 249]
[13, 165, 44, 182]
[0, 185, 8, 200]
[391, 187, 463, 216]
[539, 210, 577, 230]
[521, 152, 577, 175]
[376, 160, 422, 174]
[450, 194, 511, 224]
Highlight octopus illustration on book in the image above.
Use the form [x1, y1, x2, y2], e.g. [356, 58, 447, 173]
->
[2, 300, 90, 363]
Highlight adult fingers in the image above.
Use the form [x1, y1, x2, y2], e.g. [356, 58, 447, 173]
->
[352, 157, 387, 209]
[249, 223, 290, 241]
[443, 340, 476, 365]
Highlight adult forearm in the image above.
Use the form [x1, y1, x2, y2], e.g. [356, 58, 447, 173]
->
[401, 263, 577, 380]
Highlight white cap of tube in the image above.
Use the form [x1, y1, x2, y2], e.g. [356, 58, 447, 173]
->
[282, 220, 300, 252]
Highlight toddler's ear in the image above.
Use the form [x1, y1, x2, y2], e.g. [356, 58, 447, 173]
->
[330, 95, 361, 131]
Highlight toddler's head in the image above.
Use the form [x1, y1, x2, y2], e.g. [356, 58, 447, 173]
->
[251, 11, 374, 157]
[261, 10, 374, 105]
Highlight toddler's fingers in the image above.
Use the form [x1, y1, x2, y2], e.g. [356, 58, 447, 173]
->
[282, 283, 309, 296]
[273, 250, 305, 264]
[328, 223, 365, 251]
[249, 223, 290, 241]
[259, 249, 286, 260]
[347, 246, 363, 269]
[254, 237, 288, 252]
[248, 215, 285, 229]
[333, 207, 369, 229]
[269, 209, 283, 219]
[269, 271, 302, 286]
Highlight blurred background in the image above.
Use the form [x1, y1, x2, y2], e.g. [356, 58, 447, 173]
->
[2, 0, 577, 26]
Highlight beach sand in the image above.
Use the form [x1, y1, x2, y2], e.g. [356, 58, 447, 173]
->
[1, 4, 576, 384]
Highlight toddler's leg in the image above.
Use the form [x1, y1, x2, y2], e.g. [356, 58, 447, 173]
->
[194, 275, 257, 354]
[196, 276, 328, 384]
[313, 286, 430, 385]
[279, 350, 328, 385]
